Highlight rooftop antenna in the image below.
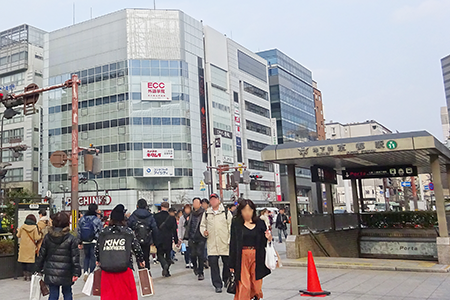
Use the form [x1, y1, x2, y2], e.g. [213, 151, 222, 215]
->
[73, 3, 75, 25]
[90, 7, 93, 19]
[154, 0, 156, 9]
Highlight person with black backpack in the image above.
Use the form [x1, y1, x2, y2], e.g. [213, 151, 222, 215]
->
[95, 204, 145, 300]
[77, 203, 103, 281]
[127, 199, 159, 270]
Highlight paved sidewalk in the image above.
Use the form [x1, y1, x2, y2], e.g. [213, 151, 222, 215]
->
[2, 242, 450, 299]
[282, 256, 450, 273]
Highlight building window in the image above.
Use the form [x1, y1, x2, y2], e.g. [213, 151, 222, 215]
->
[212, 101, 231, 113]
[245, 101, 270, 118]
[246, 120, 270, 136]
[248, 159, 273, 172]
[250, 180, 275, 191]
[4, 168, 23, 182]
[247, 139, 269, 152]
[2, 127, 24, 143]
[237, 50, 267, 82]
[243, 82, 268, 100]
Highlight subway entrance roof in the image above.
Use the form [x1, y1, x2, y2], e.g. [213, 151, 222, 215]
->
[261, 131, 450, 173]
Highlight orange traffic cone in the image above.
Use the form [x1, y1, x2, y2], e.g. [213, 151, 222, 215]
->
[299, 251, 330, 297]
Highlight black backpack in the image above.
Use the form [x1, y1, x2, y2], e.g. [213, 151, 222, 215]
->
[98, 229, 133, 273]
[134, 216, 152, 245]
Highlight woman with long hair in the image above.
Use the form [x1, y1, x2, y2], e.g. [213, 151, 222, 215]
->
[17, 214, 42, 280]
[229, 199, 272, 300]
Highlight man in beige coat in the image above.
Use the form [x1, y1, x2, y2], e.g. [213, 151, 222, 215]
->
[200, 193, 232, 293]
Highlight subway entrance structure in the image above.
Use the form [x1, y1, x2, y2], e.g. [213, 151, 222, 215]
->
[261, 131, 450, 264]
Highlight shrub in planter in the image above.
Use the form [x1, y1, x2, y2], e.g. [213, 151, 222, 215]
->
[0, 239, 14, 256]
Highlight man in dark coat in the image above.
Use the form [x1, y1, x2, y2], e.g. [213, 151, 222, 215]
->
[275, 208, 289, 243]
[36, 212, 81, 299]
[127, 198, 159, 269]
[154, 202, 179, 277]
[185, 197, 206, 280]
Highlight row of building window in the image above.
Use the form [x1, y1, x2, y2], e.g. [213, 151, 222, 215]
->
[1, 128, 24, 144]
[248, 159, 274, 172]
[48, 93, 129, 114]
[246, 120, 271, 136]
[243, 82, 268, 100]
[247, 139, 269, 152]
[4, 167, 23, 182]
[48, 168, 193, 181]
[130, 59, 189, 78]
[48, 118, 130, 136]
[212, 101, 231, 113]
[132, 117, 191, 127]
[237, 50, 267, 83]
[245, 101, 270, 118]
[50, 142, 192, 157]
[0, 51, 27, 66]
[49, 61, 128, 86]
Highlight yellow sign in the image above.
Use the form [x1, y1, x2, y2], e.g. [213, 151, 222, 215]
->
[238, 163, 243, 175]
[200, 180, 206, 191]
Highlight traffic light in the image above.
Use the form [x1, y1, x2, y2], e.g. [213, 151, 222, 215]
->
[203, 170, 211, 184]
[233, 170, 240, 184]
[243, 170, 251, 184]
[0, 89, 9, 101]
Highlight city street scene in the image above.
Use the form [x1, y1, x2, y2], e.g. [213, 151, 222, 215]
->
[1, 1, 450, 299]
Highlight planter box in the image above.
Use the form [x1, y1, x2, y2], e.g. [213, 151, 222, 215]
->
[0, 255, 20, 279]
[359, 229, 438, 261]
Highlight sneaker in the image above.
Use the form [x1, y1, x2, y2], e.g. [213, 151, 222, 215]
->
[186, 264, 190, 269]
[83, 272, 89, 282]
[153, 259, 158, 265]
[189, 263, 194, 268]
[215, 287, 222, 293]
[198, 274, 204, 281]
[194, 268, 198, 276]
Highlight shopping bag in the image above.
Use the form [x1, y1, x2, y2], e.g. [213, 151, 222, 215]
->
[150, 245, 157, 254]
[39, 279, 49, 296]
[29, 274, 42, 300]
[138, 268, 154, 297]
[181, 242, 187, 253]
[92, 268, 102, 296]
[82, 273, 94, 296]
[265, 242, 278, 270]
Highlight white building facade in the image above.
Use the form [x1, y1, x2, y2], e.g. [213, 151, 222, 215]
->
[41, 9, 277, 211]
[0, 24, 46, 194]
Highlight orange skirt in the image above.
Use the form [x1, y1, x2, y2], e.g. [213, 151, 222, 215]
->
[235, 248, 263, 300]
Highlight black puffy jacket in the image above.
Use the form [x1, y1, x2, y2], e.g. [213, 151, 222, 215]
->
[35, 227, 81, 286]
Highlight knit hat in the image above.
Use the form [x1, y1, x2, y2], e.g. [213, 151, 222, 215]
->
[111, 204, 126, 222]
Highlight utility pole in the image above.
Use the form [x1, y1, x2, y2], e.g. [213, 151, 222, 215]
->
[2, 75, 81, 230]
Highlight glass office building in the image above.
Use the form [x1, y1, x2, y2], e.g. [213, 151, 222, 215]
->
[257, 49, 318, 210]
[43, 9, 205, 209]
[257, 49, 316, 144]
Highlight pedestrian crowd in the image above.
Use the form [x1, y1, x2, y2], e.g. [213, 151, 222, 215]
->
[14, 194, 289, 300]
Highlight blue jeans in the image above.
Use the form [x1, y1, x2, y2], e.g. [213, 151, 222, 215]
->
[278, 228, 287, 243]
[83, 243, 96, 273]
[184, 246, 191, 264]
[49, 284, 72, 300]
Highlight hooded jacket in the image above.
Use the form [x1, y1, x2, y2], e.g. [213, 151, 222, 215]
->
[35, 227, 81, 286]
[127, 208, 159, 245]
[17, 222, 42, 263]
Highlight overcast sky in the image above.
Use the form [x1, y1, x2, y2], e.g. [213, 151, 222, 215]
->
[4, 0, 450, 140]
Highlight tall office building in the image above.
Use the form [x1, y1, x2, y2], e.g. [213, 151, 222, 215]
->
[441, 106, 450, 145]
[204, 26, 277, 204]
[0, 25, 46, 193]
[39, 9, 278, 211]
[257, 49, 318, 210]
[441, 54, 450, 127]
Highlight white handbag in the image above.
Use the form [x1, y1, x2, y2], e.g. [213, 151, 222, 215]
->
[82, 273, 94, 296]
[265, 241, 278, 270]
[29, 274, 43, 300]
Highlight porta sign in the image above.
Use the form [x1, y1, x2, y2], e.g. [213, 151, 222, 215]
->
[143, 149, 174, 159]
[141, 81, 172, 101]
[143, 166, 175, 177]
